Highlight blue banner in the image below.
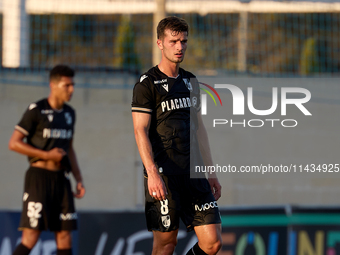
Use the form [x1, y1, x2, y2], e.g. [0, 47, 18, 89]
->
[0, 212, 78, 255]
[2, 206, 340, 255]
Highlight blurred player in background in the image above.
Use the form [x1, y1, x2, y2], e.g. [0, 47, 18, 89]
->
[8, 65, 85, 255]
[132, 16, 222, 255]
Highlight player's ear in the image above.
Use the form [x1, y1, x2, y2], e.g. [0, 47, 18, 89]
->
[157, 39, 163, 50]
[49, 80, 57, 91]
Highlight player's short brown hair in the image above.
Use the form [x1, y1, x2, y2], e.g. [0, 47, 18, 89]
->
[49, 65, 75, 82]
[157, 16, 189, 40]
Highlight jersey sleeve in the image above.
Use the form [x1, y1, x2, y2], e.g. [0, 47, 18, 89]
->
[15, 103, 39, 136]
[131, 78, 154, 114]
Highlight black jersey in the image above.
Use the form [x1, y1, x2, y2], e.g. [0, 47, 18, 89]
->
[132, 66, 202, 175]
[15, 98, 75, 164]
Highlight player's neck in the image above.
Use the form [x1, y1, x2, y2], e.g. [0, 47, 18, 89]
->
[47, 95, 64, 110]
[158, 60, 180, 78]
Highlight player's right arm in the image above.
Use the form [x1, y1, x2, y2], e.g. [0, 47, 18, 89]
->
[9, 102, 65, 163]
[132, 112, 167, 201]
[8, 130, 66, 162]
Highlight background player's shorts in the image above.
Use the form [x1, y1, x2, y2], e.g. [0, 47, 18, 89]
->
[19, 167, 77, 231]
[144, 173, 221, 232]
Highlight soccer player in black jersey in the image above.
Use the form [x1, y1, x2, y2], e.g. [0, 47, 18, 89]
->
[132, 17, 222, 255]
[8, 65, 85, 255]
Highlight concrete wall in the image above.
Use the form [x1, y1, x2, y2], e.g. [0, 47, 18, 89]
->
[1, 74, 339, 210]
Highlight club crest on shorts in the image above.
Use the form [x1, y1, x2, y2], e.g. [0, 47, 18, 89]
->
[30, 218, 38, 228]
[183, 78, 193, 92]
[161, 215, 171, 228]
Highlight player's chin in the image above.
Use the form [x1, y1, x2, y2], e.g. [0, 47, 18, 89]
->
[173, 57, 184, 63]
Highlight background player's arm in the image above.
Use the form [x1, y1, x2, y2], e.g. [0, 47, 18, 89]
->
[8, 129, 65, 162]
[197, 111, 222, 200]
[132, 111, 167, 201]
[68, 139, 85, 199]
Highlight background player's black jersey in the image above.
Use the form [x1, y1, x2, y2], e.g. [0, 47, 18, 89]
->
[15, 98, 75, 164]
[132, 66, 201, 175]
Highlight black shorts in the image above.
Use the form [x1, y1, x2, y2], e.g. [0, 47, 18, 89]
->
[19, 167, 77, 231]
[144, 173, 221, 232]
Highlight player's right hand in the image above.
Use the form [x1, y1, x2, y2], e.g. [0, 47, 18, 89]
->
[148, 172, 168, 201]
[46, 147, 66, 162]
[74, 181, 86, 199]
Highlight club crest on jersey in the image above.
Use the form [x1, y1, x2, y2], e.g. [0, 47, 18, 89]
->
[65, 112, 72, 125]
[183, 78, 193, 92]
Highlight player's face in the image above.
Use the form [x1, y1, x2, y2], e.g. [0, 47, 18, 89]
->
[159, 29, 188, 64]
[52, 76, 75, 102]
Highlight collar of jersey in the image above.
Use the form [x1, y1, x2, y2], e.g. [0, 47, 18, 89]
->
[45, 98, 64, 113]
[156, 65, 180, 79]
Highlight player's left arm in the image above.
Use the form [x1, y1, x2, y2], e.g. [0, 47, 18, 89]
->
[68, 139, 85, 199]
[197, 111, 221, 200]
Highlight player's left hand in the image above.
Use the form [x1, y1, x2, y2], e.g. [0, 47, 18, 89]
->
[74, 182, 86, 199]
[208, 177, 221, 201]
